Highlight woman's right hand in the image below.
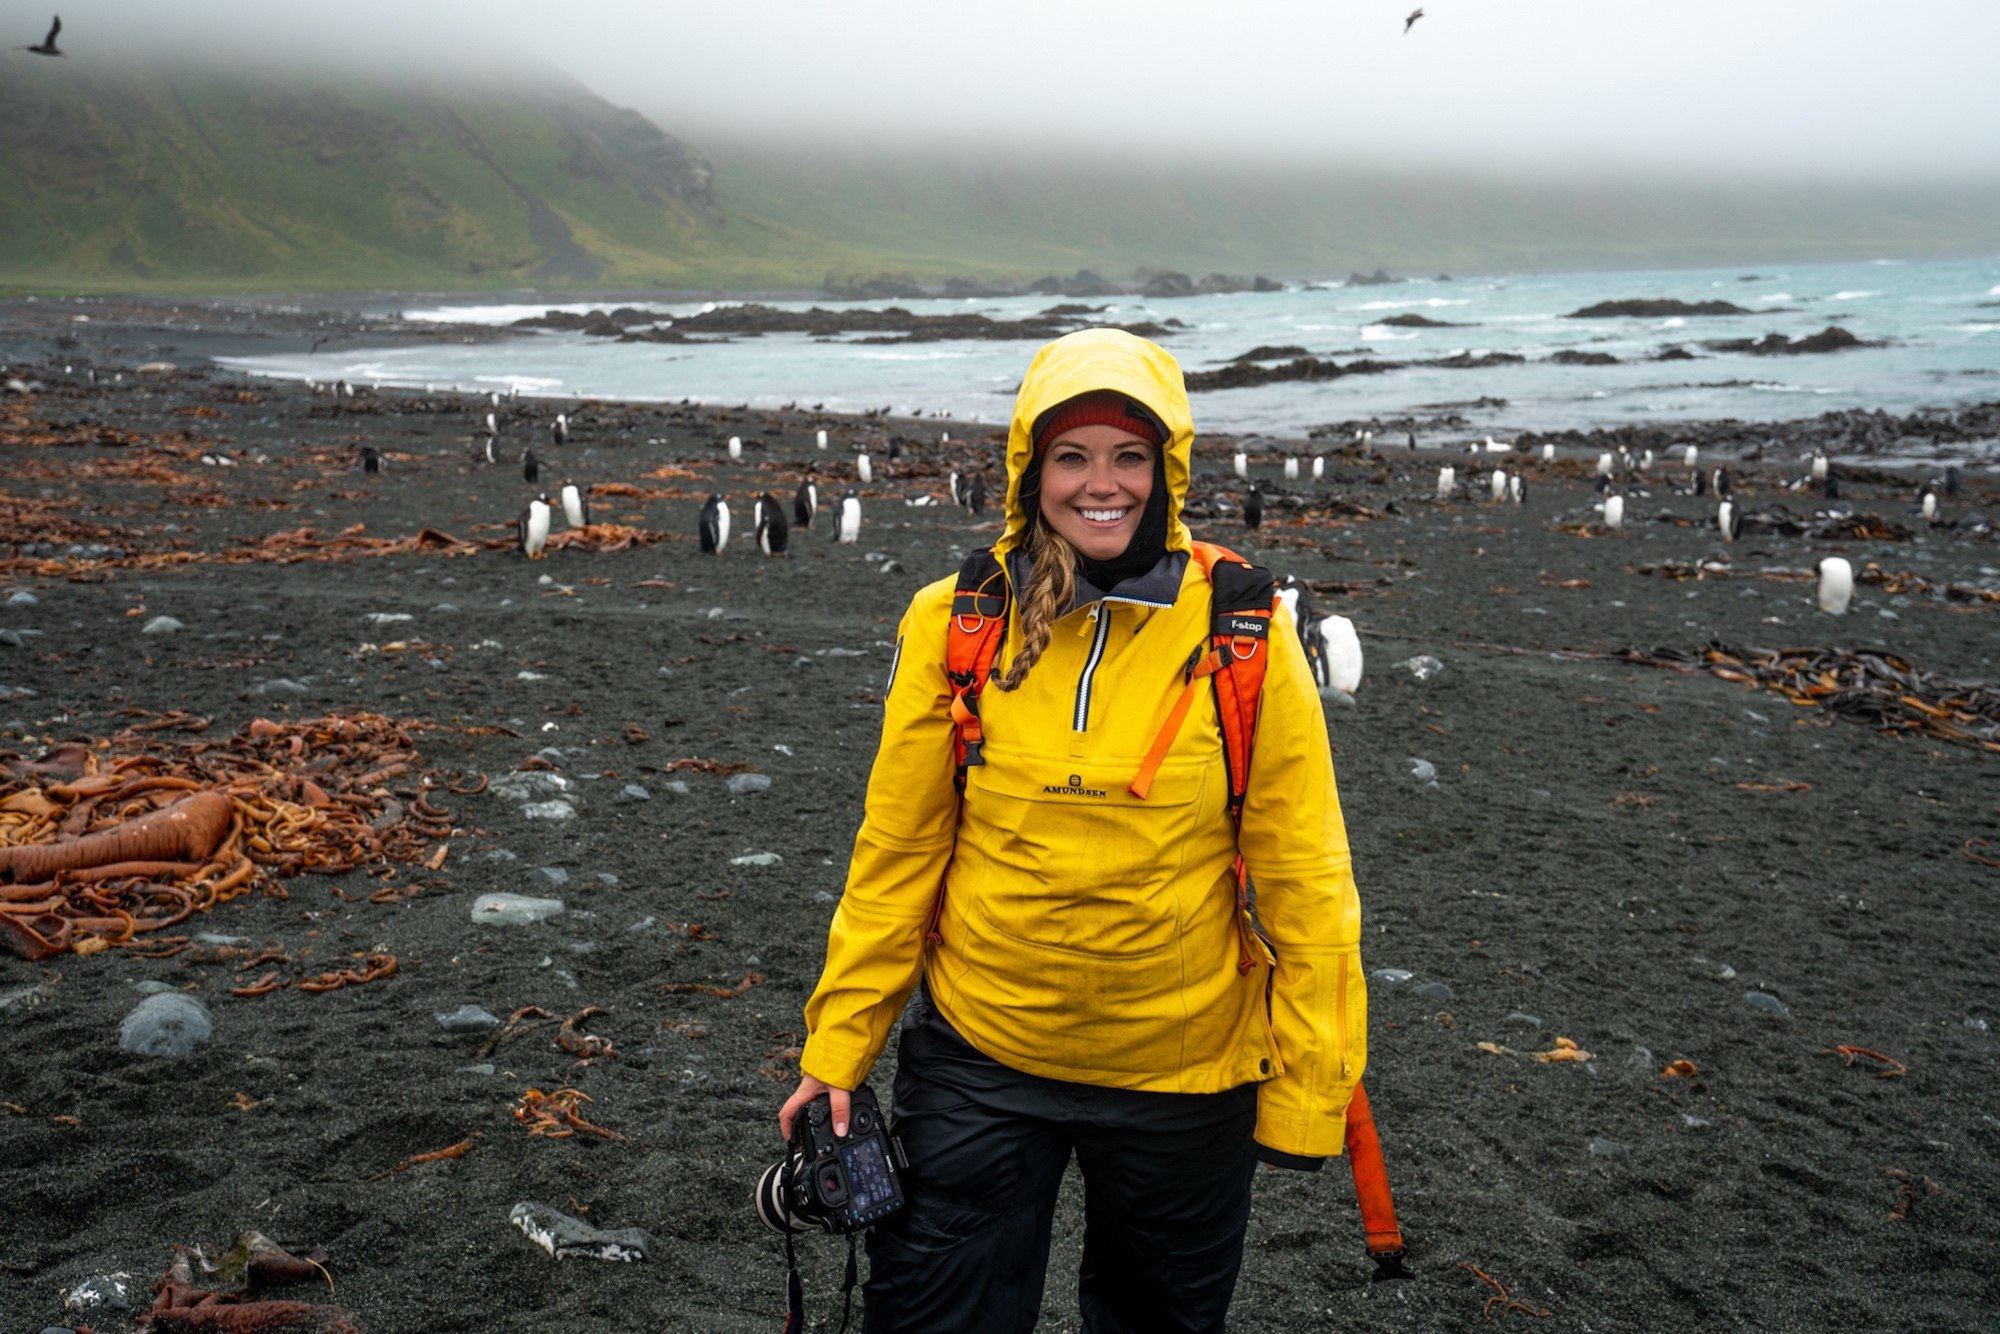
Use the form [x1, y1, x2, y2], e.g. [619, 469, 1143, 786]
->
[779, 1075, 853, 1142]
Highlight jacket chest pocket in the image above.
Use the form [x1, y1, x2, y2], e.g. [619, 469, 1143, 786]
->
[959, 756, 1219, 958]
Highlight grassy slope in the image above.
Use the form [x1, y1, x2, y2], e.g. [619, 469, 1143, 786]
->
[705, 141, 2000, 282]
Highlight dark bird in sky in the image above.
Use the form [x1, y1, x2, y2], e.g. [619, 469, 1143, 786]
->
[25, 15, 62, 55]
[1404, 8, 1423, 35]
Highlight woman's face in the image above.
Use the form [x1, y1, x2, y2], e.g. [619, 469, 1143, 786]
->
[1037, 424, 1157, 561]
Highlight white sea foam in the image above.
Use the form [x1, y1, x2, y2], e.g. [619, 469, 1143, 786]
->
[849, 349, 979, 361]
[1659, 317, 1687, 329]
[1961, 323, 2000, 335]
[404, 303, 603, 325]
[1831, 290, 1882, 301]
[1988, 284, 2000, 296]
[1752, 293, 1794, 304]
[1359, 326, 1419, 341]
[474, 375, 565, 391]
[1354, 298, 1473, 310]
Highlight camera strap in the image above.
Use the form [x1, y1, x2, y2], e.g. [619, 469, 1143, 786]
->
[780, 1231, 860, 1334]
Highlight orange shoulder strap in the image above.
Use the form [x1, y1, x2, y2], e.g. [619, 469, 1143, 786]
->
[945, 549, 1008, 788]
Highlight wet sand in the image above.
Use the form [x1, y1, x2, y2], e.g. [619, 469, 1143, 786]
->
[1, 300, 1996, 1332]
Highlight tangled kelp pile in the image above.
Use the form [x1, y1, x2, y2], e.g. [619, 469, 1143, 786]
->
[0, 712, 466, 960]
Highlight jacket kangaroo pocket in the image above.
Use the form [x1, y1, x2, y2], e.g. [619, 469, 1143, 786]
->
[957, 757, 1220, 958]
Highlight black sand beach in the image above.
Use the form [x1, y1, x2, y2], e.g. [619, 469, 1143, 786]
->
[2, 300, 1996, 1332]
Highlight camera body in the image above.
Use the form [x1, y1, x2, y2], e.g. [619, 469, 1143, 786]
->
[756, 1084, 907, 1235]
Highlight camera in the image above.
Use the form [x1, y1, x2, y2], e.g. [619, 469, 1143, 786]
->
[756, 1083, 907, 1235]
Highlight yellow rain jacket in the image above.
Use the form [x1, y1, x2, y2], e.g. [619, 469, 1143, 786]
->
[801, 328, 1366, 1160]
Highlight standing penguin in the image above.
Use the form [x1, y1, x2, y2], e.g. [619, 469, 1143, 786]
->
[966, 471, 987, 516]
[836, 491, 862, 544]
[1436, 465, 1456, 500]
[559, 482, 589, 530]
[728, 435, 743, 461]
[1508, 474, 1527, 505]
[1711, 466, 1733, 501]
[1283, 456, 1299, 481]
[1232, 451, 1248, 480]
[1603, 493, 1625, 530]
[756, 493, 791, 556]
[1243, 483, 1263, 532]
[522, 450, 540, 485]
[699, 494, 730, 555]
[1816, 556, 1854, 615]
[857, 453, 873, 485]
[794, 474, 819, 529]
[949, 469, 964, 507]
[1311, 456, 1324, 480]
[1313, 614, 1364, 696]
[816, 428, 829, 450]
[359, 446, 382, 474]
[1718, 499, 1741, 543]
[518, 494, 552, 558]
[552, 414, 570, 448]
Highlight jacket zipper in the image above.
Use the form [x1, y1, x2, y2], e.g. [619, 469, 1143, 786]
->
[1335, 951, 1353, 1080]
[1072, 604, 1110, 732]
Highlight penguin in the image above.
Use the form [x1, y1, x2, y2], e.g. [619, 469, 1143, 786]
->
[1541, 442, 1555, 463]
[1244, 483, 1264, 532]
[1233, 451, 1248, 480]
[836, 491, 862, 544]
[1596, 451, 1614, 478]
[559, 482, 589, 530]
[360, 446, 381, 474]
[1435, 465, 1455, 500]
[518, 494, 552, 558]
[1508, 474, 1527, 505]
[486, 412, 498, 436]
[699, 494, 730, 555]
[857, 453, 873, 485]
[756, 493, 790, 556]
[967, 472, 987, 516]
[888, 437, 903, 464]
[1489, 470, 1507, 503]
[552, 414, 570, 447]
[949, 469, 964, 507]
[1712, 466, 1733, 501]
[1313, 614, 1364, 696]
[522, 450, 540, 485]
[940, 430, 951, 445]
[1693, 468, 1709, 497]
[1809, 449, 1828, 484]
[1943, 466, 1962, 497]
[1920, 486, 1939, 524]
[1283, 456, 1299, 481]
[1718, 499, 1740, 543]
[816, 428, 829, 450]
[727, 435, 742, 461]
[1603, 493, 1625, 530]
[1361, 430, 1375, 450]
[1684, 444, 1699, 469]
[1823, 474, 1841, 502]
[794, 475, 818, 529]
[1816, 556, 1853, 616]
[1274, 572, 1308, 630]
[1407, 431, 1418, 451]
[1639, 448, 1654, 473]
[482, 434, 498, 465]
[1312, 456, 1325, 480]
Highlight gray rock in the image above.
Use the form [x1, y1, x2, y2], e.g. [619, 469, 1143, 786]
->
[511, 1200, 653, 1262]
[6, 590, 38, 606]
[252, 678, 311, 697]
[63, 1271, 138, 1313]
[1744, 990, 1791, 1018]
[141, 615, 185, 635]
[595, 873, 620, 886]
[520, 800, 577, 821]
[1413, 980, 1455, 1001]
[621, 783, 651, 801]
[731, 852, 783, 867]
[1587, 1136, 1631, 1157]
[118, 993, 214, 1058]
[0, 628, 24, 647]
[1370, 968, 1414, 984]
[471, 893, 566, 926]
[663, 780, 691, 797]
[727, 773, 773, 796]
[1505, 1011, 1544, 1028]
[491, 771, 573, 803]
[435, 1005, 502, 1033]
[533, 866, 571, 886]
[535, 747, 566, 768]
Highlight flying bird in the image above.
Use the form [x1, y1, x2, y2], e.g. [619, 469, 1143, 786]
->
[1404, 8, 1423, 35]
[25, 15, 61, 56]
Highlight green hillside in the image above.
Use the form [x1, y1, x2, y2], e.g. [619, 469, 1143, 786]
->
[704, 141, 2000, 284]
[0, 59, 875, 294]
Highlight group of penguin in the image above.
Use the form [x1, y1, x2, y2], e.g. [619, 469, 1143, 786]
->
[506, 413, 591, 558]
[696, 478, 862, 557]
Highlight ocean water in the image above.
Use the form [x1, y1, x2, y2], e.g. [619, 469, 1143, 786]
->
[220, 255, 2000, 449]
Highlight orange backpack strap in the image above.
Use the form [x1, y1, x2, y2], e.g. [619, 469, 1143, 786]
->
[946, 549, 1009, 788]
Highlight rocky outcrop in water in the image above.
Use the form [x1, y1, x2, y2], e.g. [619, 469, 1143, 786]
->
[1566, 299, 1752, 318]
[1345, 269, 1402, 287]
[1702, 326, 1873, 356]
[1375, 313, 1472, 328]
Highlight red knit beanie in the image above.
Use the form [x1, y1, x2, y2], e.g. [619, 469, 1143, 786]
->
[1033, 392, 1164, 454]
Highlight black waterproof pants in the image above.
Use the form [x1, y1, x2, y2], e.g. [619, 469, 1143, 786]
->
[862, 991, 1259, 1334]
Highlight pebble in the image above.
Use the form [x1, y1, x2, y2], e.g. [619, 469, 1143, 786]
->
[727, 773, 773, 796]
[1967, 1017, 1989, 1033]
[492, 772, 572, 803]
[458, 1062, 497, 1076]
[620, 784, 651, 801]
[1397, 654, 1444, 681]
[1588, 1136, 1631, 1157]
[471, 893, 566, 926]
[1505, 1011, 1543, 1028]
[662, 780, 691, 797]
[118, 993, 214, 1058]
[533, 866, 570, 886]
[1370, 968, 1414, 984]
[435, 1005, 502, 1033]
[363, 612, 414, 625]
[520, 800, 576, 821]
[517, 670, 548, 681]
[595, 873, 619, 886]
[252, 678, 310, 697]
[511, 1200, 654, 1263]
[1744, 990, 1791, 1018]
[0, 629, 24, 647]
[813, 890, 839, 904]
[535, 747, 566, 767]
[63, 1272, 138, 1314]
[1413, 980, 1455, 1001]
[1408, 758, 1437, 784]
[6, 591, 37, 606]
[731, 852, 782, 867]
[1681, 1113, 1711, 1129]
[141, 615, 185, 635]
[628, 916, 656, 932]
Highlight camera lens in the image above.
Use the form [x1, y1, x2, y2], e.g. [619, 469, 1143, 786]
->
[755, 1159, 813, 1234]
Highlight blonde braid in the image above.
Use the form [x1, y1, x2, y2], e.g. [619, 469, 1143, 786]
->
[992, 525, 1076, 692]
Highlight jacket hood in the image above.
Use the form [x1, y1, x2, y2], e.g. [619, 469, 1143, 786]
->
[996, 328, 1194, 559]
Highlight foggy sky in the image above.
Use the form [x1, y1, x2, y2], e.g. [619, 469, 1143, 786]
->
[35, 0, 2000, 179]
